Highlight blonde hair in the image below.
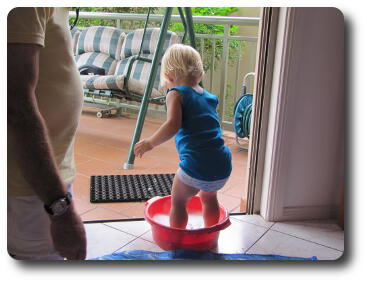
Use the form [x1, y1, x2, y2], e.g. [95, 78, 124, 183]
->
[160, 44, 204, 86]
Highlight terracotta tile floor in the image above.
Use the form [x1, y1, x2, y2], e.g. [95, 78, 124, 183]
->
[73, 107, 249, 222]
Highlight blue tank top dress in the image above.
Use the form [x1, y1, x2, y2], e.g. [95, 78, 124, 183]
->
[171, 85, 232, 181]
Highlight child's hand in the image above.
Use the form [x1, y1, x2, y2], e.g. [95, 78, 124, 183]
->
[134, 139, 153, 158]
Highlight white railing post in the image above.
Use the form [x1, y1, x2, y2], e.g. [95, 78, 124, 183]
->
[218, 24, 230, 124]
[235, 46, 242, 104]
[210, 39, 216, 93]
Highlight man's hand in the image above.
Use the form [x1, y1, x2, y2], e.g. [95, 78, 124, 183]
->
[49, 203, 87, 260]
[134, 139, 154, 158]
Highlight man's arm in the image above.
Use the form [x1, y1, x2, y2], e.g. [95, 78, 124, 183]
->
[8, 43, 67, 203]
[7, 43, 86, 260]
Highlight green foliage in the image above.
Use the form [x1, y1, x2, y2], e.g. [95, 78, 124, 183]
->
[167, 7, 244, 73]
[169, 7, 239, 37]
[191, 7, 239, 35]
[69, 7, 159, 28]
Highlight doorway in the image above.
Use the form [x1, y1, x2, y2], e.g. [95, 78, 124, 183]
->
[71, 7, 267, 221]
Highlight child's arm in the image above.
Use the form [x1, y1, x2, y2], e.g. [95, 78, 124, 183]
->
[134, 90, 182, 158]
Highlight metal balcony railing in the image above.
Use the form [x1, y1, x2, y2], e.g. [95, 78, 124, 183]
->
[69, 11, 260, 131]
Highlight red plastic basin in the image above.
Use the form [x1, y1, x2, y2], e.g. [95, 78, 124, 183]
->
[144, 195, 231, 251]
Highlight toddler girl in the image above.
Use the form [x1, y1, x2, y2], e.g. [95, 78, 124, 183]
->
[134, 44, 232, 228]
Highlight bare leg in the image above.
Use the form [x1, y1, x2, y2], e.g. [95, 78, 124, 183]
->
[199, 191, 220, 227]
[170, 176, 199, 229]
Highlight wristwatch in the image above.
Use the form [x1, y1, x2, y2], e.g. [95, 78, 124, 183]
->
[44, 192, 72, 216]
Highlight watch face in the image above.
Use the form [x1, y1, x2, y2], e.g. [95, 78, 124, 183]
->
[51, 199, 68, 216]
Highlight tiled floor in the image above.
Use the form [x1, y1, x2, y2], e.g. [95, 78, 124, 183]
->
[84, 215, 344, 260]
[73, 108, 249, 221]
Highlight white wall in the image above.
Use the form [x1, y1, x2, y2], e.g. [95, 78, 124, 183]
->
[261, 8, 345, 221]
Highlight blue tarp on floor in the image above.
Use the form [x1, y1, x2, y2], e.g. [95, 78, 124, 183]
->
[91, 250, 317, 260]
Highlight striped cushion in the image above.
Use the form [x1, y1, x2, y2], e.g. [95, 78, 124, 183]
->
[80, 75, 161, 98]
[70, 28, 81, 56]
[81, 75, 124, 90]
[77, 26, 125, 60]
[114, 54, 160, 90]
[116, 29, 178, 96]
[75, 52, 118, 75]
[79, 27, 178, 98]
[120, 28, 179, 59]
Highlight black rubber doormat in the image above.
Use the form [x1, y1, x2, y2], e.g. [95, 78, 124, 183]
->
[90, 173, 174, 203]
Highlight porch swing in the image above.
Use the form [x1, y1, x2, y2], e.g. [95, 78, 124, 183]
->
[73, 8, 198, 169]
[79, 8, 177, 118]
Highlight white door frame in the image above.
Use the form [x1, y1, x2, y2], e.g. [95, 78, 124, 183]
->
[246, 7, 281, 215]
[259, 7, 297, 221]
[247, 7, 298, 220]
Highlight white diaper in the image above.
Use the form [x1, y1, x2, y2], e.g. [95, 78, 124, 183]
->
[176, 168, 228, 192]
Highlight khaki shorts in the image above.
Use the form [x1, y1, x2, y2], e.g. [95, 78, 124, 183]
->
[7, 185, 73, 260]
